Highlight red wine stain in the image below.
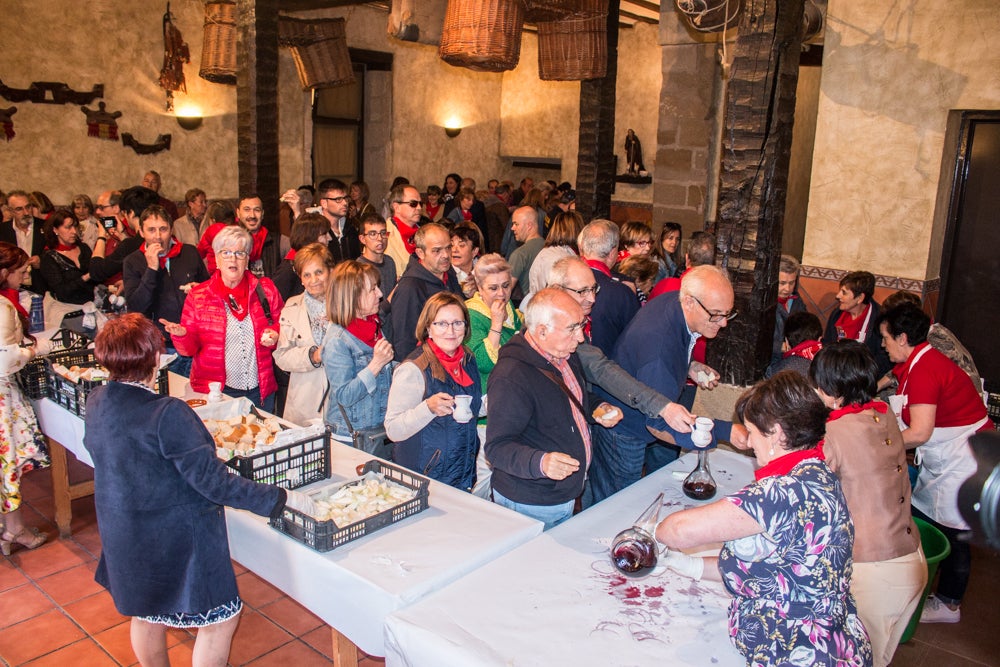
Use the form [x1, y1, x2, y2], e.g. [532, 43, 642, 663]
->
[644, 586, 664, 597]
[624, 586, 641, 599]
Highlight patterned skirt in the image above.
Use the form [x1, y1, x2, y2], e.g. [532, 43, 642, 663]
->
[138, 597, 243, 628]
[0, 377, 49, 513]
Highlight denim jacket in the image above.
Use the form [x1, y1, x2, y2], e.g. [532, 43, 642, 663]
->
[321, 324, 395, 437]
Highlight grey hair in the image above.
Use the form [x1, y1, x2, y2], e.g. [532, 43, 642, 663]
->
[577, 219, 619, 259]
[679, 264, 731, 300]
[523, 287, 565, 333]
[472, 253, 511, 285]
[212, 225, 253, 255]
[414, 222, 449, 251]
[547, 255, 590, 288]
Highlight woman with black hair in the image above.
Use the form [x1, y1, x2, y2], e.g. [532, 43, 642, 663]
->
[879, 304, 993, 624]
[811, 340, 925, 666]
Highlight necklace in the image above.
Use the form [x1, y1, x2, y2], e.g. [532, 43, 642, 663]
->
[118, 379, 156, 394]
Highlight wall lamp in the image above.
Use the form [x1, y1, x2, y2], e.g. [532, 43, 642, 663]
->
[175, 103, 204, 131]
[444, 125, 461, 138]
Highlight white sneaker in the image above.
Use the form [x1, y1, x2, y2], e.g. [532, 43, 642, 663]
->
[919, 596, 961, 623]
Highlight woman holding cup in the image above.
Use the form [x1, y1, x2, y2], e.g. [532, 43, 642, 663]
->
[386, 292, 482, 490]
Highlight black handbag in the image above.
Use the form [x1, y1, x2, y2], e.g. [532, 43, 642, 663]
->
[338, 403, 393, 460]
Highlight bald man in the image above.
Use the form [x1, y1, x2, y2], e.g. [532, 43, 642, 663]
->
[587, 265, 739, 505]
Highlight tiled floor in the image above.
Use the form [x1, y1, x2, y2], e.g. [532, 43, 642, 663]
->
[2, 454, 999, 666]
[0, 458, 384, 667]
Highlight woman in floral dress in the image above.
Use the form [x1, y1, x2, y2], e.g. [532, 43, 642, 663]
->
[0, 242, 49, 554]
[656, 371, 872, 666]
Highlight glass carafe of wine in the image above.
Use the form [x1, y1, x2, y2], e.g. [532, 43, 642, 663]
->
[611, 492, 663, 576]
[682, 448, 717, 500]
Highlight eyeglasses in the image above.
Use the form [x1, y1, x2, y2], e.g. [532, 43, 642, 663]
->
[561, 283, 601, 297]
[322, 196, 348, 204]
[431, 320, 467, 331]
[690, 295, 737, 323]
[363, 230, 389, 239]
[631, 240, 652, 248]
[483, 282, 511, 293]
[218, 250, 250, 260]
[396, 200, 422, 208]
[565, 319, 588, 334]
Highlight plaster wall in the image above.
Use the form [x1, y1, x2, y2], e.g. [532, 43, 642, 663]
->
[803, 0, 1000, 280]
[612, 22, 662, 205]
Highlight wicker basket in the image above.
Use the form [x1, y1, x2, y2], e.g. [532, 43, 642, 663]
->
[523, 0, 606, 22]
[537, 14, 607, 80]
[278, 17, 354, 90]
[199, 1, 238, 85]
[440, 0, 524, 73]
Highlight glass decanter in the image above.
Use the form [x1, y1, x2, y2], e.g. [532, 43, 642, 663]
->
[682, 448, 717, 500]
[610, 492, 663, 576]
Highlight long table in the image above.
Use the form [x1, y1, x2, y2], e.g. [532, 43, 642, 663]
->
[384, 449, 756, 667]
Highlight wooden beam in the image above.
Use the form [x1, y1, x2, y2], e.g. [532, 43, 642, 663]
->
[620, 9, 657, 24]
[280, 0, 386, 10]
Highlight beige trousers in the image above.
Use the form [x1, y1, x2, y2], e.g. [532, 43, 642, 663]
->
[852, 545, 927, 667]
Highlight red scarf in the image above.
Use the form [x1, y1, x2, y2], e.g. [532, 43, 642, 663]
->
[835, 304, 870, 341]
[461, 209, 472, 221]
[55, 243, 77, 252]
[284, 248, 296, 260]
[0, 288, 27, 319]
[394, 216, 419, 255]
[828, 401, 888, 422]
[139, 238, 182, 269]
[210, 271, 251, 321]
[426, 339, 473, 387]
[755, 445, 826, 481]
[345, 314, 382, 348]
[425, 203, 441, 219]
[616, 249, 631, 264]
[583, 316, 592, 342]
[584, 258, 611, 278]
[120, 216, 138, 238]
[249, 227, 268, 262]
[783, 339, 822, 361]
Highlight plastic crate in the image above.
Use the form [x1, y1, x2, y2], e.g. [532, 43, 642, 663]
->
[987, 392, 1000, 427]
[46, 359, 168, 417]
[270, 459, 430, 552]
[225, 428, 330, 490]
[17, 330, 90, 400]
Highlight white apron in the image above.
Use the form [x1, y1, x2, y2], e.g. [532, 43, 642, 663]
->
[911, 416, 988, 530]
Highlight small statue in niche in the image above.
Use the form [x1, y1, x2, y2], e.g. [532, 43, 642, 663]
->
[0, 106, 16, 141]
[625, 128, 645, 176]
[81, 101, 122, 140]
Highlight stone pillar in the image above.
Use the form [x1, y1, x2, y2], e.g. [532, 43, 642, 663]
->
[237, 0, 280, 229]
[575, 0, 621, 221]
[653, 9, 717, 233]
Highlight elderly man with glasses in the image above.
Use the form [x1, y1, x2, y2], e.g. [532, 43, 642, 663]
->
[384, 183, 425, 280]
[0, 190, 47, 294]
[586, 264, 741, 506]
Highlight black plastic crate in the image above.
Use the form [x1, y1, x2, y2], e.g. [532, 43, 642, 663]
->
[225, 428, 331, 490]
[17, 330, 91, 400]
[270, 459, 430, 552]
[987, 392, 1000, 427]
[46, 359, 168, 417]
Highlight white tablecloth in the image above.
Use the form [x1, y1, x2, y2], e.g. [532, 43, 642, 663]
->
[226, 440, 543, 656]
[384, 449, 757, 667]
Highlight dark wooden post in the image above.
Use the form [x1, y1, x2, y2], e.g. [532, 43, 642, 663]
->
[575, 0, 620, 221]
[708, 0, 805, 384]
[236, 0, 280, 230]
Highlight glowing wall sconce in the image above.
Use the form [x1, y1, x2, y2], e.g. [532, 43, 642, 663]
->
[175, 103, 204, 131]
[444, 115, 462, 138]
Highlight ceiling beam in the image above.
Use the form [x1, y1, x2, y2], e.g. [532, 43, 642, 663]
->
[279, 0, 383, 11]
[620, 8, 658, 24]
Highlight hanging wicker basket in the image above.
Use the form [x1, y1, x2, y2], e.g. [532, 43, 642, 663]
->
[440, 0, 525, 73]
[199, 1, 238, 85]
[278, 17, 355, 90]
[537, 14, 607, 80]
[522, 0, 576, 23]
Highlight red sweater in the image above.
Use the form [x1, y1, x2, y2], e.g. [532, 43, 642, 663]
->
[172, 272, 284, 398]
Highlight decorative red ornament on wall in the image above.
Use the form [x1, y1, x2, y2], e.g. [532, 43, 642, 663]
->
[81, 101, 122, 140]
[0, 106, 15, 141]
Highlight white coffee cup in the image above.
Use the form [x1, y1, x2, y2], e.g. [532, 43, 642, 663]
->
[207, 381, 223, 403]
[453, 394, 474, 423]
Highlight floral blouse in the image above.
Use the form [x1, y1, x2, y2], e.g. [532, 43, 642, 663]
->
[719, 459, 872, 667]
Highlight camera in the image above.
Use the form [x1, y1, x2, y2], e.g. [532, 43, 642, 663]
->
[101, 216, 117, 230]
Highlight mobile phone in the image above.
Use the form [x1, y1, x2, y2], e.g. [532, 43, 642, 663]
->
[101, 216, 117, 230]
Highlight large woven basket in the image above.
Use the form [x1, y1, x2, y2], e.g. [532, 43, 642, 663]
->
[278, 17, 354, 90]
[199, 1, 237, 84]
[440, 0, 524, 72]
[523, 0, 607, 22]
[537, 14, 607, 80]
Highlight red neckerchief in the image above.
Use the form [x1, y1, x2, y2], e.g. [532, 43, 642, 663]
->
[55, 243, 77, 252]
[248, 227, 268, 262]
[393, 216, 419, 255]
[778, 295, 790, 307]
[891, 341, 930, 390]
[0, 288, 27, 319]
[754, 445, 826, 481]
[426, 338, 473, 387]
[783, 339, 822, 361]
[139, 238, 182, 269]
[583, 315, 592, 342]
[585, 258, 611, 278]
[461, 209, 472, 221]
[210, 271, 251, 321]
[835, 304, 870, 341]
[284, 248, 296, 260]
[616, 249, 630, 264]
[345, 314, 382, 348]
[425, 203, 441, 219]
[828, 401, 888, 422]
[120, 217, 138, 238]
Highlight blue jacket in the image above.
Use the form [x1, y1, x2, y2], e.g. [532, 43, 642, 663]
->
[322, 323, 395, 437]
[588, 267, 639, 357]
[392, 346, 481, 490]
[83, 384, 285, 617]
[389, 255, 463, 362]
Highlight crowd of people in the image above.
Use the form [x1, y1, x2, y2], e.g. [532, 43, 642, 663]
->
[0, 170, 992, 666]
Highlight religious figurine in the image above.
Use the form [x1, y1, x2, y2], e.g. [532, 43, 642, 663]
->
[625, 128, 645, 175]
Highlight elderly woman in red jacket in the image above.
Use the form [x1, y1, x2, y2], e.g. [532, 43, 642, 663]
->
[162, 226, 284, 411]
